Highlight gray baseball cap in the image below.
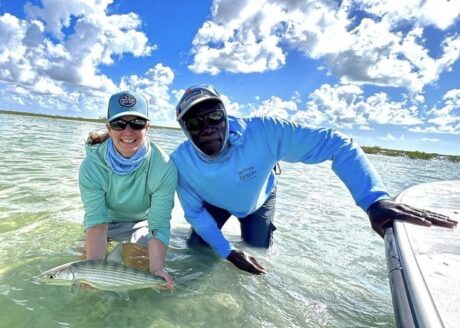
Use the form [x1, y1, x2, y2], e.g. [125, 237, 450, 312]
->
[176, 85, 223, 120]
[107, 91, 149, 122]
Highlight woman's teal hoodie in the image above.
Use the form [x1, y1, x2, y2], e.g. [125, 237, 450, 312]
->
[79, 140, 177, 246]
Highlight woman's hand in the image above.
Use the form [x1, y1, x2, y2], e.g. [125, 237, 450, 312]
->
[148, 238, 175, 288]
[151, 268, 175, 289]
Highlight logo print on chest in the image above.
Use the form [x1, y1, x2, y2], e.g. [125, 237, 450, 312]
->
[238, 166, 257, 182]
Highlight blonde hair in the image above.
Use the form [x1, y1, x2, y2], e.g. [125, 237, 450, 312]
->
[86, 129, 110, 145]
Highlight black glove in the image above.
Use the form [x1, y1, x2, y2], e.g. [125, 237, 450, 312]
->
[367, 199, 457, 238]
[227, 249, 267, 274]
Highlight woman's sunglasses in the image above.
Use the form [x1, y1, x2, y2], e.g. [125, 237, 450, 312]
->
[109, 118, 149, 131]
[184, 110, 225, 131]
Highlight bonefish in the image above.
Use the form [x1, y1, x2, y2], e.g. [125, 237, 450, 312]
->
[39, 260, 164, 293]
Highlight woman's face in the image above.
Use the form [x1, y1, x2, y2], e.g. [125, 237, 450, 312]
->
[107, 115, 149, 158]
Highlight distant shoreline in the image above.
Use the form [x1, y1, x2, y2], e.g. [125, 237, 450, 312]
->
[361, 146, 459, 163]
[0, 109, 181, 131]
[2, 109, 459, 162]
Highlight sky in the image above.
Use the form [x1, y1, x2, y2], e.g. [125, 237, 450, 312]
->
[0, 0, 459, 155]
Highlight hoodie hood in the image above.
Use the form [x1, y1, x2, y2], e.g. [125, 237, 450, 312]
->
[84, 139, 152, 175]
[227, 115, 246, 147]
[84, 140, 111, 171]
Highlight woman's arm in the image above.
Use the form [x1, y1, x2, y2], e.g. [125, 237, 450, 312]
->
[85, 224, 108, 260]
[148, 238, 174, 288]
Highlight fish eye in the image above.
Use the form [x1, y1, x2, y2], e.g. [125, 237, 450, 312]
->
[48, 274, 55, 279]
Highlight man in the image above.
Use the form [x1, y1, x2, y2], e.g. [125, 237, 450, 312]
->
[171, 85, 457, 274]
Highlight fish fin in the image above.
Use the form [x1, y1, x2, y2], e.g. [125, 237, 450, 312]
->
[116, 291, 130, 301]
[70, 281, 81, 294]
[106, 242, 123, 263]
[71, 281, 96, 293]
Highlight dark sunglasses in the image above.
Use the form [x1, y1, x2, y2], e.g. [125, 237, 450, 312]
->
[184, 110, 225, 131]
[109, 118, 149, 131]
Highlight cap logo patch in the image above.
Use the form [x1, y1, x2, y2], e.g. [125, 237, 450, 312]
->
[119, 94, 136, 107]
[183, 88, 202, 103]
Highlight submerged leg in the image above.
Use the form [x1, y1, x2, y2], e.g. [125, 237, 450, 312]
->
[239, 190, 277, 248]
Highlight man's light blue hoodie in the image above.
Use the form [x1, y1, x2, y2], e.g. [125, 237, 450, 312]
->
[171, 116, 389, 258]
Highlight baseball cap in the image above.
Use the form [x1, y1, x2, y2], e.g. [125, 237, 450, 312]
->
[107, 91, 149, 122]
[176, 85, 223, 120]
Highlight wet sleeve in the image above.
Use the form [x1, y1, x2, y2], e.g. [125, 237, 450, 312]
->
[261, 117, 389, 211]
[79, 159, 110, 230]
[176, 177, 235, 258]
[147, 161, 178, 247]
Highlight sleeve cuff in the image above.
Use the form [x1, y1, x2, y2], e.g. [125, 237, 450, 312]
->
[216, 243, 236, 258]
[358, 193, 390, 212]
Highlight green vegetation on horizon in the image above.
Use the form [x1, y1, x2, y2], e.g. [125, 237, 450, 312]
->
[361, 146, 459, 163]
[0, 109, 180, 130]
[1, 109, 459, 162]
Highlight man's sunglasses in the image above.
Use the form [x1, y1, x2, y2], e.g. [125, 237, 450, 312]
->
[109, 118, 149, 131]
[184, 110, 225, 131]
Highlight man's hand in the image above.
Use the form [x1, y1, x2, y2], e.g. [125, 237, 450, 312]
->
[367, 199, 458, 237]
[227, 249, 267, 274]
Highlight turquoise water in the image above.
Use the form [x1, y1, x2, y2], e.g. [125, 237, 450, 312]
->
[1, 113, 460, 327]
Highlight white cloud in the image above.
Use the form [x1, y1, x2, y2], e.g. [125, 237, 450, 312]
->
[0, 14, 29, 82]
[381, 133, 405, 141]
[290, 106, 327, 128]
[292, 84, 423, 129]
[0, 0, 155, 118]
[331, 24, 442, 92]
[226, 83, 425, 131]
[219, 94, 241, 117]
[363, 93, 423, 125]
[298, 83, 424, 129]
[0, 81, 108, 117]
[120, 64, 176, 125]
[422, 137, 440, 142]
[24, 0, 108, 39]
[361, 0, 460, 31]
[189, 0, 460, 92]
[300, 84, 366, 128]
[249, 96, 298, 119]
[412, 88, 460, 134]
[381, 133, 397, 141]
[189, 1, 286, 75]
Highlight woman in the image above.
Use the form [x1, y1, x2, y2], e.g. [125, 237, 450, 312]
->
[79, 90, 177, 287]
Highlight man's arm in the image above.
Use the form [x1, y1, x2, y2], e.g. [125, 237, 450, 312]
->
[176, 180, 235, 257]
[260, 117, 457, 234]
[177, 181, 267, 274]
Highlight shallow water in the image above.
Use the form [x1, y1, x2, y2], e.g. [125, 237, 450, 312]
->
[1, 113, 460, 328]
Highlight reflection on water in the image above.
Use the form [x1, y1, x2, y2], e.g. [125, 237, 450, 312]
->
[1, 113, 460, 327]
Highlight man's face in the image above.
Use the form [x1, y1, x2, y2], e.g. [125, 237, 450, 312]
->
[182, 100, 227, 156]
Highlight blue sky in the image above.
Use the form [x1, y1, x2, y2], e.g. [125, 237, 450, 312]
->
[0, 0, 459, 155]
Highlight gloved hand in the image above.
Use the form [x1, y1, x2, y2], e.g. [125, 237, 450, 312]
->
[367, 199, 458, 237]
[227, 249, 267, 274]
